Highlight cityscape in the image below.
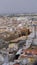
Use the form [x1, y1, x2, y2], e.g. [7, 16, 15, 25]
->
[0, 14, 37, 65]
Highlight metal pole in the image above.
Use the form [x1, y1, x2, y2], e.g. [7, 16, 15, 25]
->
[34, 25, 36, 38]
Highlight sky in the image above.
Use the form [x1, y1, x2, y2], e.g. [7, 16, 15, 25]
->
[0, 0, 37, 14]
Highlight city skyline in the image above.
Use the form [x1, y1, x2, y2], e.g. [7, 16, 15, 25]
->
[0, 0, 37, 14]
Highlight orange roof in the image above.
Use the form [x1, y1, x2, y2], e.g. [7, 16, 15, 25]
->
[23, 49, 37, 55]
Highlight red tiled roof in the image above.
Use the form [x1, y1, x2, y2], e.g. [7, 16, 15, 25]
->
[23, 49, 37, 55]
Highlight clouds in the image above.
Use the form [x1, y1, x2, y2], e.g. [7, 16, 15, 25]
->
[0, 0, 37, 14]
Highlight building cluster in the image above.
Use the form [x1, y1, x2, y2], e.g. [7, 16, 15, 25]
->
[0, 15, 37, 65]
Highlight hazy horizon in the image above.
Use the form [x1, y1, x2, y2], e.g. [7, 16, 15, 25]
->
[0, 0, 37, 14]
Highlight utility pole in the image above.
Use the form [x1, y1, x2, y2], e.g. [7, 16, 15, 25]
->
[33, 24, 37, 38]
